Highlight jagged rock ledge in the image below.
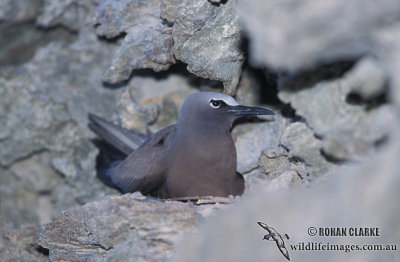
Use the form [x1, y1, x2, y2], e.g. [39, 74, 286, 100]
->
[37, 193, 230, 261]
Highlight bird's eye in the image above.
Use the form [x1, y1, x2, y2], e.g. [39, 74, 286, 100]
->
[210, 100, 222, 108]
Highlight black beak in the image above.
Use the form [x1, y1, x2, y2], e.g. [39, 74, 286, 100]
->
[228, 105, 274, 116]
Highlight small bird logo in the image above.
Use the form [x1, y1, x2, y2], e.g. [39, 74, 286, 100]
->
[257, 222, 290, 261]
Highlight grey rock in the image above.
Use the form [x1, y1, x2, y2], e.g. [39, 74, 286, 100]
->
[94, 0, 158, 38]
[117, 87, 160, 134]
[38, 193, 202, 261]
[102, 234, 151, 262]
[162, 0, 244, 94]
[0, 224, 48, 262]
[321, 105, 395, 160]
[242, 169, 269, 194]
[6, 152, 63, 224]
[278, 62, 396, 160]
[95, 0, 176, 84]
[0, 168, 41, 225]
[36, 0, 96, 32]
[0, 0, 42, 23]
[280, 122, 333, 175]
[258, 146, 308, 181]
[117, 74, 198, 134]
[102, 23, 175, 84]
[241, 0, 399, 171]
[0, 72, 71, 166]
[342, 57, 387, 100]
[375, 25, 400, 109]
[0, 23, 76, 66]
[266, 170, 304, 190]
[234, 68, 263, 106]
[234, 112, 315, 192]
[244, 167, 304, 194]
[0, 41, 118, 166]
[239, 0, 400, 71]
[0, 33, 120, 225]
[259, 146, 290, 177]
[234, 113, 287, 174]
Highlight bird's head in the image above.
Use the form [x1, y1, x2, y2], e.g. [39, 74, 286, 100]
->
[177, 92, 274, 132]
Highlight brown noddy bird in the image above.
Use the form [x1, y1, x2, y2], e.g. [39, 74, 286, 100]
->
[89, 92, 274, 198]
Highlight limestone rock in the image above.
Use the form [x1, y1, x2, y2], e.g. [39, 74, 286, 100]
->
[234, 113, 287, 174]
[0, 37, 120, 225]
[38, 193, 202, 261]
[0, 224, 48, 262]
[239, 0, 400, 70]
[162, 0, 244, 94]
[279, 63, 396, 160]
[280, 122, 333, 174]
[117, 73, 198, 134]
[36, 0, 96, 31]
[94, 0, 176, 84]
[258, 146, 308, 182]
[0, 0, 42, 23]
[342, 57, 387, 100]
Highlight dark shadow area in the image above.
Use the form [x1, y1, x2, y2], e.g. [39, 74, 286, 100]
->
[239, 36, 282, 106]
[280, 103, 303, 120]
[279, 60, 356, 92]
[35, 246, 49, 257]
[102, 79, 131, 89]
[345, 85, 388, 111]
[96, 31, 127, 43]
[288, 156, 307, 165]
[102, 61, 224, 91]
[161, 18, 174, 27]
[320, 149, 347, 164]
[0, 22, 77, 66]
[209, 0, 228, 7]
[241, 61, 282, 106]
[373, 135, 388, 149]
[239, 35, 303, 122]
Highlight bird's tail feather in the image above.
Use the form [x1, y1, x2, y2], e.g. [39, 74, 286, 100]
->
[90, 138, 124, 189]
[88, 113, 147, 155]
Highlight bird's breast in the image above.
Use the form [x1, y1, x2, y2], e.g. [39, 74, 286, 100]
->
[162, 133, 238, 197]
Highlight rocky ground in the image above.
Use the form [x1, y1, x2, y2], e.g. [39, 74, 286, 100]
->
[0, 0, 399, 261]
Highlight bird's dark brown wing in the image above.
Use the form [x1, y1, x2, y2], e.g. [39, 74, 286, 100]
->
[107, 125, 176, 194]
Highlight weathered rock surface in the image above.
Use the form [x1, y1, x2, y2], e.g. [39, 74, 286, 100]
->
[116, 73, 198, 134]
[38, 193, 203, 261]
[280, 122, 333, 174]
[376, 25, 400, 109]
[0, 43, 120, 224]
[234, 113, 287, 174]
[36, 0, 96, 32]
[93, 0, 244, 93]
[0, 223, 48, 262]
[0, 1, 121, 225]
[162, 0, 244, 94]
[245, 121, 329, 192]
[0, 0, 42, 23]
[239, 0, 400, 71]
[278, 61, 395, 161]
[95, 0, 176, 84]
